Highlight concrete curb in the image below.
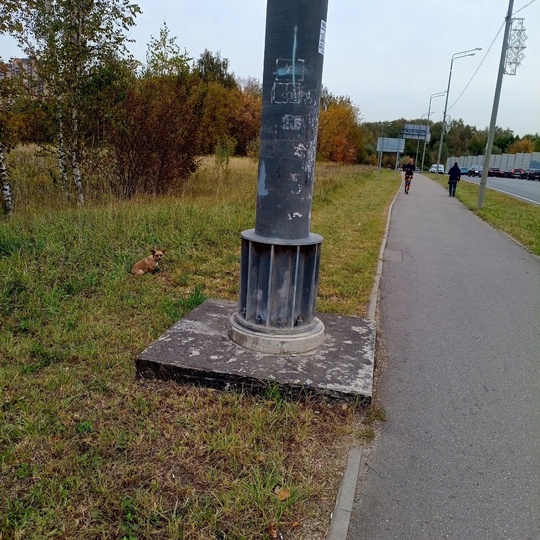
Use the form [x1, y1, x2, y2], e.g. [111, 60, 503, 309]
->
[326, 175, 402, 539]
[327, 448, 363, 540]
[499, 230, 540, 261]
[367, 173, 402, 321]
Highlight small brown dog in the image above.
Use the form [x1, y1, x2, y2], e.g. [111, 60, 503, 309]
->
[131, 249, 166, 276]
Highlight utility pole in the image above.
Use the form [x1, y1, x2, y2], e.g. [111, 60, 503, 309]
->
[477, 0, 517, 209]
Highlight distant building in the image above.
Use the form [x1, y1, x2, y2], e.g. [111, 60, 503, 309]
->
[0, 57, 45, 95]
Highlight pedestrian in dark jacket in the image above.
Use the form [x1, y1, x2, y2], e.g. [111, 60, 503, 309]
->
[448, 162, 461, 197]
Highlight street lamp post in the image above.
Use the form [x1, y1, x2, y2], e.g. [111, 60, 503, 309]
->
[415, 113, 429, 165]
[421, 91, 446, 172]
[436, 48, 481, 174]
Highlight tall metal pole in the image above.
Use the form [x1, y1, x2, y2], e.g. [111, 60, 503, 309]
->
[415, 113, 429, 165]
[422, 91, 445, 171]
[377, 122, 384, 176]
[477, 0, 514, 209]
[229, 0, 329, 354]
[436, 48, 481, 174]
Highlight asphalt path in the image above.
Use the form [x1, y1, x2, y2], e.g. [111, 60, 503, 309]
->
[461, 175, 540, 205]
[349, 174, 540, 540]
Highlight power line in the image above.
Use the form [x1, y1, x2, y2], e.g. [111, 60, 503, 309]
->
[513, 0, 536, 15]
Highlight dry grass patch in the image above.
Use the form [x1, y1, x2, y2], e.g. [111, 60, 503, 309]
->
[314, 165, 400, 315]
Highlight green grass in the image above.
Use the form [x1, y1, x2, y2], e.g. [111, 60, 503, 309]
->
[0, 154, 398, 539]
[428, 173, 540, 256]
[313, 164, 400, 315]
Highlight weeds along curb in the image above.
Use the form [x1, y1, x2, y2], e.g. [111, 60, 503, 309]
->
[326, 173, 402, 540]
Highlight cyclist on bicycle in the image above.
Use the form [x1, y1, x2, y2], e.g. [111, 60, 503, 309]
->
[403, 158, 415, 194]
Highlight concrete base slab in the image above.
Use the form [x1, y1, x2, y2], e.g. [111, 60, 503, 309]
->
[136, 299, 375, 400]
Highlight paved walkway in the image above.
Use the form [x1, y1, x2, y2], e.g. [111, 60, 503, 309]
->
[348, 174, 540, 539]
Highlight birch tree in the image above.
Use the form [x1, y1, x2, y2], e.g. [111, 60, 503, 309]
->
[0, 143, 12, 215]
[0, 60, 15, 215]
[8, 0, 140, 206]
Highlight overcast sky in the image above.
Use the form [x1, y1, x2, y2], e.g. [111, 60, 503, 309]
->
[1, 0, 538, 136]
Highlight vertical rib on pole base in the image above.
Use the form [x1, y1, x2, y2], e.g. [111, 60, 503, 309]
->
[228, 229, 325, 354]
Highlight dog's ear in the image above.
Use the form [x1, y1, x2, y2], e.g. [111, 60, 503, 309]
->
[151, 249, 156, 255]
[162, 249, 167, 254]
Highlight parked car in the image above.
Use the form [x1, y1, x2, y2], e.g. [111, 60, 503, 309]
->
[507, 168, 525, 179]
[429, 164, 445, 174]
[525, 168, 540, 181]
[468, 166, 483, 177]
[488, 167, 502, 177]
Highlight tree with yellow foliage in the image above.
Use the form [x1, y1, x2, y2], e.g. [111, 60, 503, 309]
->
[317, 99, 364, 164]
[506, 137, 534, 154]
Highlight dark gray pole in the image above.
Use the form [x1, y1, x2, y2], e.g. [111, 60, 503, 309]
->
[477, 0, 514, 209]
[229, 0, 329, 354]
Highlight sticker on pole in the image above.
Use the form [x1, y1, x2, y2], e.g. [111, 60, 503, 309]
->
[318, 20, 326, 55]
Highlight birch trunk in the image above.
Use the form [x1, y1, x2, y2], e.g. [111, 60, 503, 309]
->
[71, 106, 84, 205]
[72, 146, 84, 205]
[57, 118, 71, 202]
[69, 4, 85, 207]
[0, 142, 13, 215]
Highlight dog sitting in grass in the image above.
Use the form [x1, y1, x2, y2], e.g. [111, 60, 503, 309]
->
[131, 249, 166, 276]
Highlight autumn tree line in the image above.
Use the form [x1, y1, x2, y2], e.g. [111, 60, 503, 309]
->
[1, 1, 539, 215]
[363, 118, 540, 170]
